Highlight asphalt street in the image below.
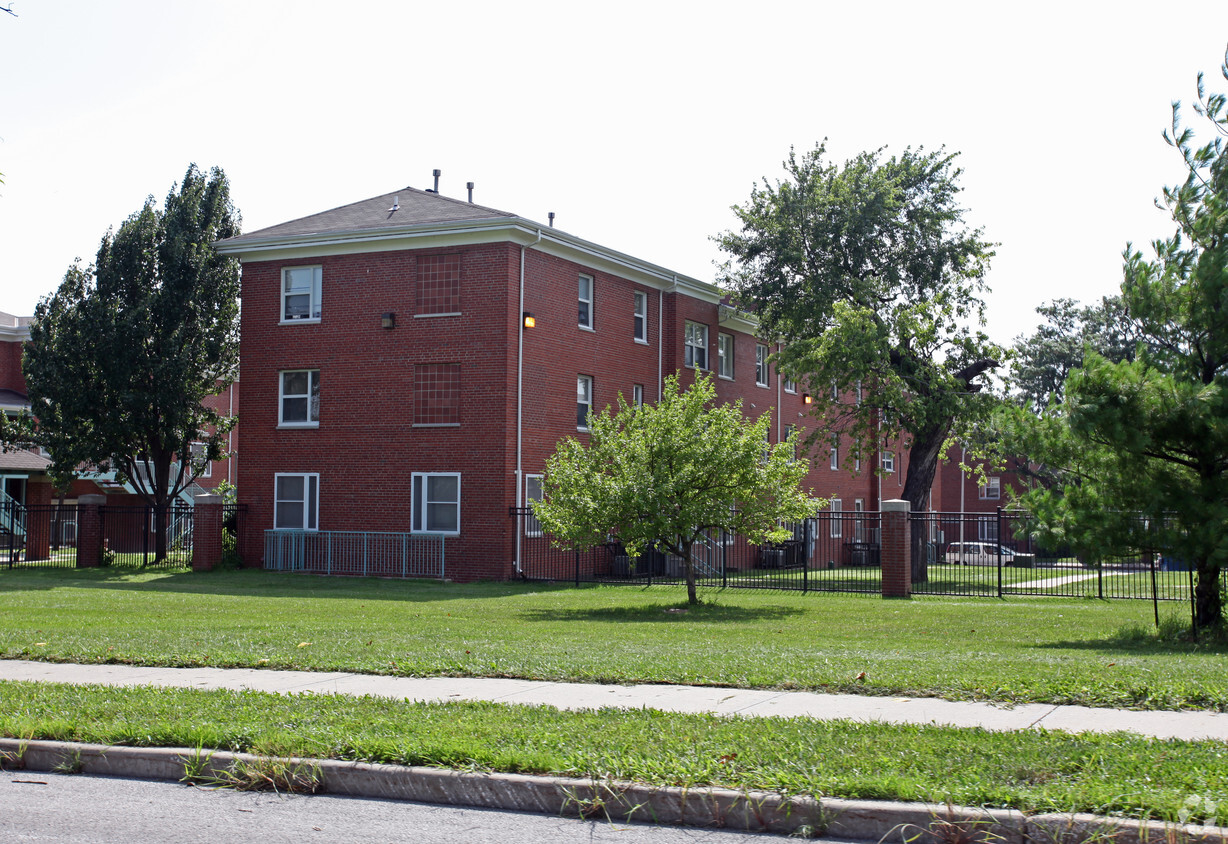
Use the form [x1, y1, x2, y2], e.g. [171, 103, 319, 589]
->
[0, 772, 788, 843]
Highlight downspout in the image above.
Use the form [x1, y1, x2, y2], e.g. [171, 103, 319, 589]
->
[959, 445, 966, 542]
[227, 381, 235, 485]
[775, 342, 782, 443]
[514, 229, 543, 576]
[658, 288, 665, 400]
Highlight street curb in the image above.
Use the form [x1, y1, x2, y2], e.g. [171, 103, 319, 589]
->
[1, 738, 1225, 842]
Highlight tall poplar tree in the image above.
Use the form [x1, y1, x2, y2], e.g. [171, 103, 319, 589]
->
[17, 165, 241, 562]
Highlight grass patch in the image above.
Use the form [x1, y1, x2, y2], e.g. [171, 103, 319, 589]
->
[0, 568, 1224, 710]
[1, 679, 1226, 825]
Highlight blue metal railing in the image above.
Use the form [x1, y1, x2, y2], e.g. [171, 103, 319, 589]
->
[264, 530, 447, 580]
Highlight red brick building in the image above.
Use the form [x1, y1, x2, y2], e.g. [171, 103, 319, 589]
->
[217, 184, 931, 579]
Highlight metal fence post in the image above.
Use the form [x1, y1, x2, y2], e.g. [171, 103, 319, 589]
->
[574, 550, 581, 587]
[996, 507, 1003, 598]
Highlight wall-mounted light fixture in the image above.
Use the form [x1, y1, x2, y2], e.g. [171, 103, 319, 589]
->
[523, 312, 535, 329]
[802, 393, 812, 405]
[382, 312, 396, 329]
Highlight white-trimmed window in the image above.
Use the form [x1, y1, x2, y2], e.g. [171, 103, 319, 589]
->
[830, 498, 843, 538]
[189, 442, 212, 479]
[412, 472, 460, 535]
[279, 370, 320, 427]
[881, 450, 895, 473]
[717, 333, 734, 379]
[784, 425, 798, 462]
[525, 474, 543, 537]
[854, 499, 865, 542]
[855, 381, 863, 406]
[831, 381, 839, 400]
[633, 291, 647, 342]
[979, 477, 1001, 500]
[274, 473, 318, 530]
[755, 344, 769, 387]
[281, 266, 322, 323]
[579, 274, 594, 329]
[829, 435, 839, 470]
[784, 376, 796, 394]
[577, 375, 593, 429]
[633, 383, 644, 407]
[684, 321, 708, 369]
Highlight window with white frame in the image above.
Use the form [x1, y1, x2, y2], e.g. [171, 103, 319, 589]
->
[633, 291, 647, 342]
[274, 473, 318, 530]
[783, 425, 798, 462]
[830, 435, 839, 470]
[717, 333, 734, 379]
[524, 475, 543, 537]
[830, 498, 842, 537]
[784, 376, 796, 394]
[881, 450, 895, 473]
[281, 266, 322, 322]
[979, 476, 1001, 499]
[755, 344, 769, 386]
[856, 381, 863, 405]
[854, 499, 865, 542]
[632, 383, 644, 407]
[279, 370, 320, 426]
[189, 442, 212, 479]
[578, 274, 594, 329]
[684, 321, 708, 369]
[831, 381, 839, 400]
[412, 472, 460, 535]
[577, 375, 593, 429]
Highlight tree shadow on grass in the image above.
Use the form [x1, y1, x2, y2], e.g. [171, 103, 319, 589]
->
[517, 602, 803, 624]
[1035, 621, 1228, 655]
[0, 567, 578, 604]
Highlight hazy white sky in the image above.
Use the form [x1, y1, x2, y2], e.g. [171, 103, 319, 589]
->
[2, 1, 1226, 345]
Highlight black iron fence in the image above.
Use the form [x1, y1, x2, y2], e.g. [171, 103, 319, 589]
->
[511, 505, 1226, 608]
[1, 502, 79, 568]
[99, 504, 194, 568]
[908, 510, 1223, 604]
[510, 507, 883, 594]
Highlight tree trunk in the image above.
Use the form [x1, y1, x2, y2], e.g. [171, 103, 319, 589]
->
[681, 540, 698, 605]
[902, 421, 949, 583]
[152, 498, 168, 563]
[1194, 559, 1223, 631]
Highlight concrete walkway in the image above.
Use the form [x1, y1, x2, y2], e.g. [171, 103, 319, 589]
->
[2, 659, 1225, 741]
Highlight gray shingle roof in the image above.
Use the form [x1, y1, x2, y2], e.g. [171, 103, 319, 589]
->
[0, 449, 50, 472]
[221, 187, 515, 246]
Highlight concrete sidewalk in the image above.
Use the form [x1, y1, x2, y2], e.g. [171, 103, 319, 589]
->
[2, 659, 1225, 741]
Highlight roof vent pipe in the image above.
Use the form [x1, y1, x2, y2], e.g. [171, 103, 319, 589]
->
[432, 169, 441, 193]
[548, 212, 555, 228]
[467, 181, 474, 203]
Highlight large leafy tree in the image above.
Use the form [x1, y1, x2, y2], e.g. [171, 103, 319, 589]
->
[1009, 54, 1228, 630]
[1009, 296, 1138, 414]
[533, 373, 819, 605]
[716, 143, 1001, 579]
[12, 165, 241, 561]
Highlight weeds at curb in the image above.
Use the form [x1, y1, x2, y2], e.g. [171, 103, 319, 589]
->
[0, 741, 26, 771]
[51, 749, 83, 775]
[205, 757, 323, 794]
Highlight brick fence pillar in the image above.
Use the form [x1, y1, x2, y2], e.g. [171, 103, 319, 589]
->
[77, 494, 106, 568]
[24, 475, 53, 561]
[881, 499, 912, 598]
[193, 494, 223, 572]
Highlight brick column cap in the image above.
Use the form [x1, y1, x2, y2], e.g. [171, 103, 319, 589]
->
[196, 494, 223, 505]
[882, 499, 910, 513]
[79, 494, 106, 505]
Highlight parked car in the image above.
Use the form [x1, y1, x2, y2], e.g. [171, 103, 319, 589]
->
[944, 542, 1035, 567]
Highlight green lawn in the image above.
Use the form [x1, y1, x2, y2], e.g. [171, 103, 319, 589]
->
[0, 567, 1223, 711]
[2, 680, 1226, 826]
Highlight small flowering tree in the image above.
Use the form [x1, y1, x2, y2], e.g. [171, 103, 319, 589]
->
[533, 373, 821, 604]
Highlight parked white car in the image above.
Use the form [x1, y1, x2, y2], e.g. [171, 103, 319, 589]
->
[944, 542, 1034, 567]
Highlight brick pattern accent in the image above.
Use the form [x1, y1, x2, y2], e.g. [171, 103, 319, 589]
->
[880, 500, 912, 598]
[417, 254, 461, 315]
[192, 495, 223, 571]
[77, 494, 106, 568]
[414, 363, 461, 425]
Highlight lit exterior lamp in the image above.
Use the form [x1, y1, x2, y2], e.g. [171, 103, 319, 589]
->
[523, 312, 535, 329]
[802, 393, 812, 405]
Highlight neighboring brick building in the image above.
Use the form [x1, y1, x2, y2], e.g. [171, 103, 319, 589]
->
[217, 184, 925, 580]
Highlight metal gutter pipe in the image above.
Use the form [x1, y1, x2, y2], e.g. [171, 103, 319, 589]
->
[514, 230, 543, 576]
